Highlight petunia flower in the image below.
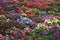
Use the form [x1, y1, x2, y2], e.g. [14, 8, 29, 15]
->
[26, 14, 33, 17]
[28, 36, 32, 39]
[53, 2, 60, 5]
[43, 31, 49, 35]
[21, 30, 26, 36]
[16, 18, 20, 24]
[21, 38, 24, 40]
[42, 16, 47, 21]
[0, 34, 3, 39]
[24, 26, 30, 31]
[54, 31, 59, 38]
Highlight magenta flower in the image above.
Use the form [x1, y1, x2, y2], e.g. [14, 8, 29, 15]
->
[47, 15, 54, 20]
[0, 0, 6, 3]
[21, 30, 26, 36]
[28, 36, 32, 39]
[54, 32, 59, 38]
[43, 31, 48, 35]
[14, 31, 17, 34]
[56, 28, 60, 31]
[16, 18, 20, 24]
[21, 38, 24, 40]
[42, 15, 54, 21]
[53, 2, 60, 5]
[24, 26, 30, 31]
[42, 16, 47, 20]
[0, 34, 3, 40]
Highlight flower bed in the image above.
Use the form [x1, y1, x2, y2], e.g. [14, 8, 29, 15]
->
[0, 0, 60, 40]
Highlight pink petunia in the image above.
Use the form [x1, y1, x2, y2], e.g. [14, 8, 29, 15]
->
[21, 30, 26, 36]
[24, 26, 30, 31]
[21, 38, 24, 40]
[0, 34, 3, 40]
[28, 36, 32, 39]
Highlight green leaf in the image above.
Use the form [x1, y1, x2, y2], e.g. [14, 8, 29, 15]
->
[53, 18, 59, 23]
[45, 19, 52, 24]
[20, 23, 27, 29]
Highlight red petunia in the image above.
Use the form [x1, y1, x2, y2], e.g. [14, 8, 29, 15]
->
[1, 21, 6, 25]
[26, 14, 33, 17]
[53, 2, 60, 5]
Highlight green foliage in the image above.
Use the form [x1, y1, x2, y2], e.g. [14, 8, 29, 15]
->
[19, 23, 27, 29]
[45, 19, 52, 24]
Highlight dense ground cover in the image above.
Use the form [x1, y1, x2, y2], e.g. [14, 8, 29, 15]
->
[0, 0, 60, 40]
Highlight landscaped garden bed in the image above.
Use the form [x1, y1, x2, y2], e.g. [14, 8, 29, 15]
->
[0, 0, 60, 40]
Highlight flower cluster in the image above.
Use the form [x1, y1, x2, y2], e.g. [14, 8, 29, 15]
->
[0, 0, 60, 40]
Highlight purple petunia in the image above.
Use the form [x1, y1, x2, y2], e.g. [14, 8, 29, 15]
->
[9, 13, 21, 19]
[43, 31, 49, 35]
[42, 15, 54, 21]
[15, 18, 20, 24]
[55, 27, 60, 31]
[54, 31, 59, 38]
[42, 16, 47, 20]
[0, 0, 6, 3]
